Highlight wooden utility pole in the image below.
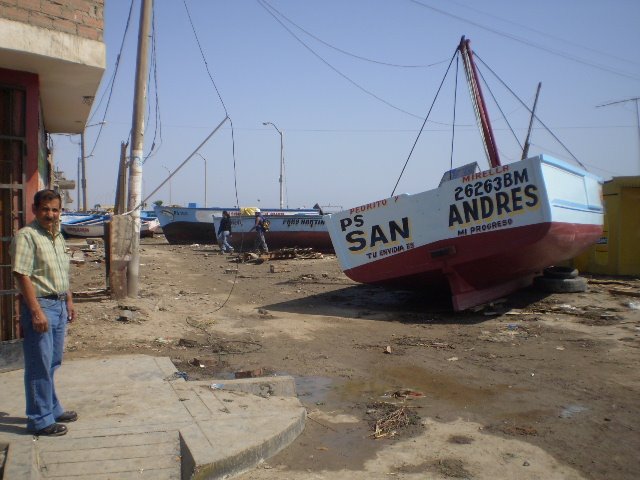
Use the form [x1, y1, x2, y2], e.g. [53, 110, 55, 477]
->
[127, 0, 153, 297]
[115, 141, 128, 214]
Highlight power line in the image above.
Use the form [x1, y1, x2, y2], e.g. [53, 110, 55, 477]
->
[407, 0, 640, 82]
[261, 0, 447, 69]
[86, 0, 137, 158]
[444, 0, 640, 70]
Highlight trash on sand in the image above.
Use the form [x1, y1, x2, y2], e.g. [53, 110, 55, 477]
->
[210, 383, 224, 390]
[178, 338, 198, 348]
[556, 346, 565, 351]
[154, 337, 170, 344]
[117, 310, 135, 322]
[174, 371, 189, 381]
[507, 324, 518, 331]
[369, 404, 419, 439]
[627, 301, 640, 310]
[389, 389, 424, 399]
[447, 356, 459, 362]
[189, 358, 205, 368]
[559, 404, 587, 418]
[384, 346, 392, 354]
[234, 368, 264, 379]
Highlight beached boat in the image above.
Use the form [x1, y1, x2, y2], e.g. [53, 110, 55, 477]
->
[61, 215, 107, 237]
[61, 213, 160, 238]
[154, 205, 332, 251]
[324, 38, 604, 310]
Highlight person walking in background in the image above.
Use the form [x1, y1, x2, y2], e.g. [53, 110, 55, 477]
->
[217, 210, 234, 254]
[10, 189, 77, 437]
[250, 209, 269, 253]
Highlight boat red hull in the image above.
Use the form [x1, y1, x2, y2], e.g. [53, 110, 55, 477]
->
[343, 221, 602, 310]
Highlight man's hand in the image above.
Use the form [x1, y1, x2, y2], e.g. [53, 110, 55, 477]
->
[32, 308, 48, 333]
[67, 299, 75, 323]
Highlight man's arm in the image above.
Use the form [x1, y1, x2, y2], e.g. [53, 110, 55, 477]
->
[66, 291, 75, 323]
[14, 273, 48, 333]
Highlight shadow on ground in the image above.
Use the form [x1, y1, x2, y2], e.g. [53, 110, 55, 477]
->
[263, 283, 550, 325]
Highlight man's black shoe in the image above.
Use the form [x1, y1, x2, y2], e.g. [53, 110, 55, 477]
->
[56, 411, 78, 423]
[34, 423, 67, 436]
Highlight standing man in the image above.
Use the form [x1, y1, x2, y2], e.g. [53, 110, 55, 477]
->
[217, 210, 234, 254]
[10, 189, 77, 436]
[250, 209, 269, 253]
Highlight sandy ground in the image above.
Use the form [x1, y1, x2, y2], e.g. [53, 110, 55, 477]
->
[64, 235, 640, 480]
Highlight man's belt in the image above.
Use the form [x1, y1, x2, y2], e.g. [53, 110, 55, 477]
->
[39, 293, 67, 300]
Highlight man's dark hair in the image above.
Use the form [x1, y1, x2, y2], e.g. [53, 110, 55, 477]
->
[34, 189, 62, 208]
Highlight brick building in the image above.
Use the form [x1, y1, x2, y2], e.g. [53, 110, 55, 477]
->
[0, 0, 106, 342]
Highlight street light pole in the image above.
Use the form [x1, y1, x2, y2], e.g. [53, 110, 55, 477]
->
[161, 165, 172, 205]
[195, 153, 207, 207]
[80, 130, 87, 210]
[79, 121, 106, 211]
[262, 121, 284, 209]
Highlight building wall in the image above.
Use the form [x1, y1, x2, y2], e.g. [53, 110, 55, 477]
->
[0, 0, 103, 41]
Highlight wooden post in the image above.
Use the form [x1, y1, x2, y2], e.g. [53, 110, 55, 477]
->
[127, 0, 153, 297]
[107, 216, 135, 299]
[115, 141, 128, 214]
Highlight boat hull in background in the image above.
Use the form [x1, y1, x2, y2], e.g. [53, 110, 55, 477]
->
[154, 206, 333, 251]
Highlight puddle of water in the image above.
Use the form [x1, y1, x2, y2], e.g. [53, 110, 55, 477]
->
[335, 364, 508, 407]
[293, 375, 334, 405]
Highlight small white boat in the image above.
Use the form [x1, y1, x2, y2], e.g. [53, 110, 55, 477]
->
[61, 214, 160, 238]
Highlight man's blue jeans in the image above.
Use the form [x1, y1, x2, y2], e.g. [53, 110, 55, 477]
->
[20, 298, 68, 432]
[218, 230, 234, 253]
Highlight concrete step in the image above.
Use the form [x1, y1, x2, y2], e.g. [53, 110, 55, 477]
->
[0, 355, 306, 480]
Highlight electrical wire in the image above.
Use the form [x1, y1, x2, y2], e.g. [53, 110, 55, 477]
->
[391, 46, 459, 196]
[407, 0, 640, 82]
[258, 0, 446, 123]
[474, 53, 586, 169]
[261, 0, 447, 69]
[86, 0, 136, 158]
[143, 7, 163, 164]
[182, 0, 244, 312]
[475, 65, 523, 151]
[444, 0, 640, 69]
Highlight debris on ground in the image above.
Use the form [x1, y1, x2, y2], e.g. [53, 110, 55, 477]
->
[386, 389, 425, 400]
[393, 336, 454, 349]
[269, 247, 323, 260]
[367, 402, 421, 439]
[608, 287, 640, 298]
[234, 368, 264, 379]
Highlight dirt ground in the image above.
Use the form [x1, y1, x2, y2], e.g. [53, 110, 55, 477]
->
[65, 235, 640, 480]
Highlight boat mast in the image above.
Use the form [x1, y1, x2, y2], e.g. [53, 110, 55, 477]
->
[459, 37, 501, 168]
[522, 82, 542, 160]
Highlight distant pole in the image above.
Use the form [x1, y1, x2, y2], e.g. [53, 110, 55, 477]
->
[76, 156, 80, 210]
[127, 0, 153, 297]
[80, 130, 87, 210]
[263, 121, 285, 209]
[597, 97, 640, 173]
[161, 165, 172, 205]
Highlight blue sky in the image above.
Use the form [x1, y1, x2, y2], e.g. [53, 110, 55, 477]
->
[51, 0, 640, 210]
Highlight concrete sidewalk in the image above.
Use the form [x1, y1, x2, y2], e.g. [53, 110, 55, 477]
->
[0, 355, 306, 479]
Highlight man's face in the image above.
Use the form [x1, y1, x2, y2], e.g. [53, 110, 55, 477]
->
[33, 198, 62, 232]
